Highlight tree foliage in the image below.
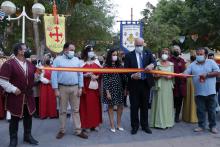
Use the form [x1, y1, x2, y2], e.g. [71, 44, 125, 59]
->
[0, 0, 114, 55]
[142, 0, 220, 52]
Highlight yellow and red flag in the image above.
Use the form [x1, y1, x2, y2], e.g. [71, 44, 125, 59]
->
[44, 1, 65, 53]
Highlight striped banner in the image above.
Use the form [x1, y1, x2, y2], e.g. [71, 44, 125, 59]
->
[40, 67, 192, 78]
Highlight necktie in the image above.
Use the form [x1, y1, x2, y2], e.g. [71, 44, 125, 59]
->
[139, 53, 144, 80]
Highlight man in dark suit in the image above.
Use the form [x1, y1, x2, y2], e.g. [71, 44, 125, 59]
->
[124, 38, 156, 135]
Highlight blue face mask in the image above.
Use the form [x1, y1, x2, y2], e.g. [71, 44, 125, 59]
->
[66, 51, 75, 59]
[196, 55, 205, 62]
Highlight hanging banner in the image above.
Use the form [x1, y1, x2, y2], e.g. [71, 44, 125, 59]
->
[120, 21, 143, 52]
[44, 14, 65, 53]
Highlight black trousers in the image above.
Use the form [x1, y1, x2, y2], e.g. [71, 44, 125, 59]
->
[129, 80, 149, 129]
[174, 96, 183, 116]
[9, 105, 32, 139]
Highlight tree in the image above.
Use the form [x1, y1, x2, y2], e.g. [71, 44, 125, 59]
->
[142, 0, 182, 52]
[0, 0, 114, 55]
[65, 0, 114, 51]
[142, 0, 220, 51]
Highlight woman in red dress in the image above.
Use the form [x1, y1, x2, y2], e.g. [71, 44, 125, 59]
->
[80, 45, 102, 131]
[39, 58, 57, 119]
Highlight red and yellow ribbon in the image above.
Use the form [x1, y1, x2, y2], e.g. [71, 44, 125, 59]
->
[40, 67, 192, 78]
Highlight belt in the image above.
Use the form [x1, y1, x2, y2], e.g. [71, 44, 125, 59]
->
[58, 83, 78, 86]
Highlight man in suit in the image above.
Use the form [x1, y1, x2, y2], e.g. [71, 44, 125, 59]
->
[125, 38, 156, 135]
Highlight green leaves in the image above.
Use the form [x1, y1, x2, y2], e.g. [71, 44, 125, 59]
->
[0, 0, 114, 55]
[142, 0, 220, 51]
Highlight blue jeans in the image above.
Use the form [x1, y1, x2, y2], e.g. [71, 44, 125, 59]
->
[195, 95, 216, 129]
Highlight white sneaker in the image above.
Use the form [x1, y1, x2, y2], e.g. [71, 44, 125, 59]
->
[117, 127, 124, 131]
[110, 128, 116, 133]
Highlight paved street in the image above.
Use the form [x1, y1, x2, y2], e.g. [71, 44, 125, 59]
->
[0, 107, 220, 147]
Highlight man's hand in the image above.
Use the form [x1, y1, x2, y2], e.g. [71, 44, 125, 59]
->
[14, 88, 21, 96]
[78, 88, 82, 97]
[131, 73, 141, 80]
[145, 63, 154, 71]
[55, 89, 60, 97]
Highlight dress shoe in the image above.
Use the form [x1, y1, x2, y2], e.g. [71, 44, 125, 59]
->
[56, 131, 65, 139]
[24, 134, 39, 145]
[210, 127, 218, 134]
[142, 127, 152, 134]
[90, 127, 99, 132]
[194, 127, 204, 132]
[76, 132, 88, 139]
[9, 138, 17, 147]
[131, 128, 138, 135]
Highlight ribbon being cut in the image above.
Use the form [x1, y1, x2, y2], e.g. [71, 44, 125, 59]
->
[40, 67, 192, 78]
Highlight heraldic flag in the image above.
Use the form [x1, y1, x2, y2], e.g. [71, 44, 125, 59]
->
[44, 15, 66, 53]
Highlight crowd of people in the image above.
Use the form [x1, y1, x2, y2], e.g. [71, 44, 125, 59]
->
[0, 38, 220, 147]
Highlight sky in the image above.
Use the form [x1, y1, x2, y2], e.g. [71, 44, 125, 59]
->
[111, 0, 159, 32]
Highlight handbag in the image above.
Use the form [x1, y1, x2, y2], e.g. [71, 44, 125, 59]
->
[88, 80, 99, 90]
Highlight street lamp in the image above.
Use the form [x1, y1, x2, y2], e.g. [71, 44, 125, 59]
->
[1, 1, 45, 43]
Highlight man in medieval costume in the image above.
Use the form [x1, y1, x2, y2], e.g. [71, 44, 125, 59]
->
[0, 43, 39, 147]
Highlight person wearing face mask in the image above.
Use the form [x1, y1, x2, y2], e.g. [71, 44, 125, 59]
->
[150, 48, 175, 129]
[169, 45, 186, 123]
[103, 49, 127, 133]
[51, 42, 88, 139]
[0, 43, 41, 147]
[79, 45, 102, 132]
[184, 47, 219, 134]
[124, 38, 156, 135]
[39, 56, 57, 119]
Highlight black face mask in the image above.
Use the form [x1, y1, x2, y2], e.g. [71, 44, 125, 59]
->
[31, 60, 37, 65]
[173, 51, 180, 57]
[24, 50, 31, 58]
[99, 61, 103, 65]
[45, 60, 51, 65]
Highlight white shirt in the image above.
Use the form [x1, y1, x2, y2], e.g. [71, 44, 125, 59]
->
[15, 57, 27, 74]
[0, 57, 27, 93]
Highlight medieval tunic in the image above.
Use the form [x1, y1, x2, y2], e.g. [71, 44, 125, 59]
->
[0, 58, 36, 118]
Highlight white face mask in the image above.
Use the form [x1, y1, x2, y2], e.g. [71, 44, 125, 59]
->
[88, 51, 95, 59]
[66, 51, 75, 59]
[135, 46, 143, 53]
[112, 56, 118, 61]
[161, 54, 168, 61]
